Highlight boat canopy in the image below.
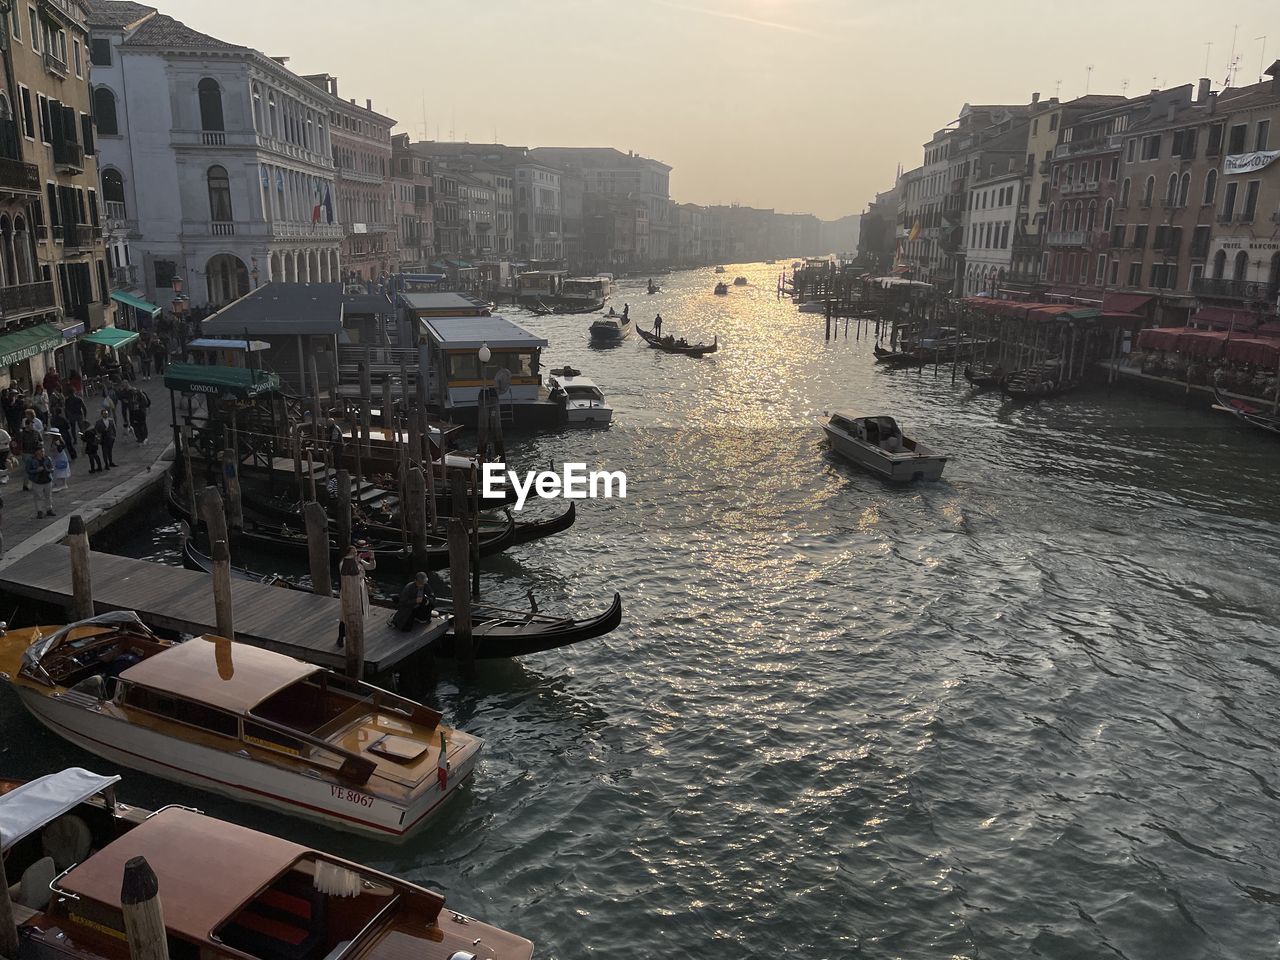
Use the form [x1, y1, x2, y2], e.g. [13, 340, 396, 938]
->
[22, 611, 151, 673]
[119, 637, 321, 714]
[0, 768, 120, 850]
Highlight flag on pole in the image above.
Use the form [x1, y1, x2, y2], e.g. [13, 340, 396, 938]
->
[436, 731, 449, 789]
[311, 182, 322, 225]
[322, 184, 334, 225]
[907, 219, 922, 244]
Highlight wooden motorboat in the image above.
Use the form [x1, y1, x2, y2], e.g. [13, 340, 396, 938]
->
[714, 265, 726, 274]
[589, 313, 634, 341]
[873, 344, 924, 368]
[964, 363, 1006, 390]
[0, 613, 483, 839]
[637, 326, 719, 356]
[180, 536, 623, 659]
[1212, 388, 1280, 436]
[733, 276, 748, 286]
[548, 371, 613, 426]
[713, 282, 729, 295]
[2, 769, 534, 958]
[823, 413, 947, 482]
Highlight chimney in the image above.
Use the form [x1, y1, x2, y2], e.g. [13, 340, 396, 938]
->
[330, 76, 338, 97]
[366, 98, 372, 111]
[1208, 91, 1218, 115]
[1031, 92, 1040, 104]
[1196, 77, 1210, 104]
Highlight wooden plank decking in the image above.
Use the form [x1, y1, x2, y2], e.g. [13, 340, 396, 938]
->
[0, 545, 445, 674]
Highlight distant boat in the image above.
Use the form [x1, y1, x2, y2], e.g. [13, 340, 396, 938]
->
[713, 282, 729, 295]
[823, 413, 946, 482]
[637, 325, 719, 357]
[733, 276, 748, 286]
[714, 265, 726, 273]
[589, 313, 634, 341]
[548, 370, 613, 426]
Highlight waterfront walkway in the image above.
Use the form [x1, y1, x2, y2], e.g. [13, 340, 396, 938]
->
[0, 377, 173, 568]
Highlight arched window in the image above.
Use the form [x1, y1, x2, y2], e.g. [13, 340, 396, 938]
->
[267, 92, 277, 137]
[1103, 198, 1114, 231]
[0, 93, 10, 121]
[92, 86, 118, 136]
[1271, 251, 1280, 286]
[251, 83, 262, 132]
[12, 216, 32, 284]
[198, 78, 224, 132]
[1142, 176, 1155, 206]
[101, 169, 125, 219]
[1086, 200, 1097, 232]
[1072, 201, 1083, 231]
[1119, 178, 1131, 207]
[1178, 172, 1191, 207]
[1233, 250, 1249, 282]
[1212, 249, 1227, 279]
[0, 216, 14, 289]
[1203, 169, 1217, 206]
[1165, 173, 1178, 204]
[207, 165, 232, 221]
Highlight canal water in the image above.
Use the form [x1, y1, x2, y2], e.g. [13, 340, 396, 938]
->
[5, 262, 1280, 959]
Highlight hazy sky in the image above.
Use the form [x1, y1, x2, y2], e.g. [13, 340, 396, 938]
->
[153, 0, 1276, 220]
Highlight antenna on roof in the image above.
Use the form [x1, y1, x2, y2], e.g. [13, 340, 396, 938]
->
[1257, 36, 1268, 84]
[1085, 65, 1094, 95]
[1204, 41, 1213, 77]
[1226, 23, 1239, 86]
[1054, 79, 1061, 98]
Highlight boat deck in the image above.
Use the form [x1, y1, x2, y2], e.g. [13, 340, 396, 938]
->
[0, 545, 446, 675]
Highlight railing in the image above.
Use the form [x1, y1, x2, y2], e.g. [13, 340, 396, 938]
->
[0, 280, 56, 316]
[335, 345, 432, 399]
[43, 49, 68, 77]
[201, 131, 226, 146]
[112, 265, 137, 289]
[1054, 134, 1123, 159]
[53, 140, 84, 172]
[1045, 230, 1088, 247]
[105, 201, 127, 221]
[211, 221, 235, 236]
[34, 224, 47, 241]
[62, 224, 95, 248]
[0, 153, 39, 195]
[1192, 277, 1280, 301]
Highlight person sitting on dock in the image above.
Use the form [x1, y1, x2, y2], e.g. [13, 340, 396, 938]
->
[392, 572, 435, 631]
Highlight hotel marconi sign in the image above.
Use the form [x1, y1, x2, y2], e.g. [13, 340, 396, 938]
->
[1223, 150, 1280, 175]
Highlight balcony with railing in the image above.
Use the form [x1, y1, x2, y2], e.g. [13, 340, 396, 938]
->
[0, 155, 41, 195]
[211, 221, 235, 236]
[1046, 230, 1089, 247]
[43, 49, 68, 77]
[62, 224, 95, 249]
[1054, 134, 1123, 159]
[1192, 277, 1280, 301]
[112, 265, 138, 289]
[53, 139, 84, 173]
[0, 280, 57, 317]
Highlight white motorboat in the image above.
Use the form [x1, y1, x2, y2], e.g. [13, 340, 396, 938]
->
[548, 370, 613, 426]
[0, 612, 482, 841]
[823, 414, 947, 482]
[589, 313, 634, 341]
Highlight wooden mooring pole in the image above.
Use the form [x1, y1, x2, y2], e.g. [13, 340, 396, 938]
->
[339, 555, 365, 681]
[67, 515, 94, 620]
[210, 538, 234, 641]
[199, 486, 229, 558]
[222, 448, 242, 532]
[335, 468, 352, 555]
[447, 516, 475, 680]
[304, 501, 331, 597]
[407, 466, 428, 571]
[121, 856, 169, 960]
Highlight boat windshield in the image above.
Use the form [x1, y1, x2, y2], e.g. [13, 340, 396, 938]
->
[22, 611, 151, 672]
[564, 386, 603, 401]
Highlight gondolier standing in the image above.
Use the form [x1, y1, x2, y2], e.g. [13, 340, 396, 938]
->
[654, 313, 663, 335]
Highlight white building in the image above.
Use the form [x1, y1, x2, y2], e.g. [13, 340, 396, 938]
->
[87, 1, 342, 308]
[963, 170, 1023, 295]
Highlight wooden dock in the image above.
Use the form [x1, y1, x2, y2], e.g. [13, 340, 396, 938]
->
[0, 544, 445, 675]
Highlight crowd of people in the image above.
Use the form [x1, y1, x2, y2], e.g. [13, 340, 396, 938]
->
[0, 348, 154, 522]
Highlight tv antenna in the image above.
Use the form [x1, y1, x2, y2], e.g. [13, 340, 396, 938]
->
[1204, 41, 1213, 77]
[1085, 65, 1094, 95]
[1258, 36, 1268, 83]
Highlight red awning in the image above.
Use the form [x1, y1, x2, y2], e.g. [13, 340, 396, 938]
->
[1225, 337, 1280, 367]
[1194, 306, 1258, 330]
[1137, 326, 1195, 352]
[1103, 293, 1153, 314]
[1176, 329, 1230, 358]
[1026, 304, 1077, 322]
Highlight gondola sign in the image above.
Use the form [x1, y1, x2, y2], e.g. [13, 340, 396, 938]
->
[1223, 150, 1280, 175]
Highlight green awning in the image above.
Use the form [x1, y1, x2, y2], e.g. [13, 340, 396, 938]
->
[164, 362, 280, 400]
[82, 327, 140, 349]
[0, 323, 61, 368]
[110, 290, 162, 317]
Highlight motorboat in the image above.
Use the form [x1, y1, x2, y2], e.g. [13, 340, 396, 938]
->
[733, 276, 748, 286]
[823, 414, 946, 482]
[589, 312, 634, 341]
[0, 612, 482, 840]
[714, 265, 726, 274]
[548, 370, 613, 426]
[713, 282, 729, 295]
[647, 281, 660, 294]
[0, 768, 535, 959]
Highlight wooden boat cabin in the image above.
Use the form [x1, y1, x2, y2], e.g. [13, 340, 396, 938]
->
[1, 771, 534, 960]
[418, 314, 547, 413]
[0, 613, 482, 840]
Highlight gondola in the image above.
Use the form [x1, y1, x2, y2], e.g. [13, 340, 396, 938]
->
[873, 344, 925, 367]
[180, 534, 622, 659]
[963, 364, 1006, 390]
[166, 479, 517, 573]
[1213, 388, 1280, 436]
[647, 283, 660, 295]
[636, 325, 719, 356]
[527, 300, 554, 316]
[713, 282, 729, 295]
[1002, 364, 1079, 400]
